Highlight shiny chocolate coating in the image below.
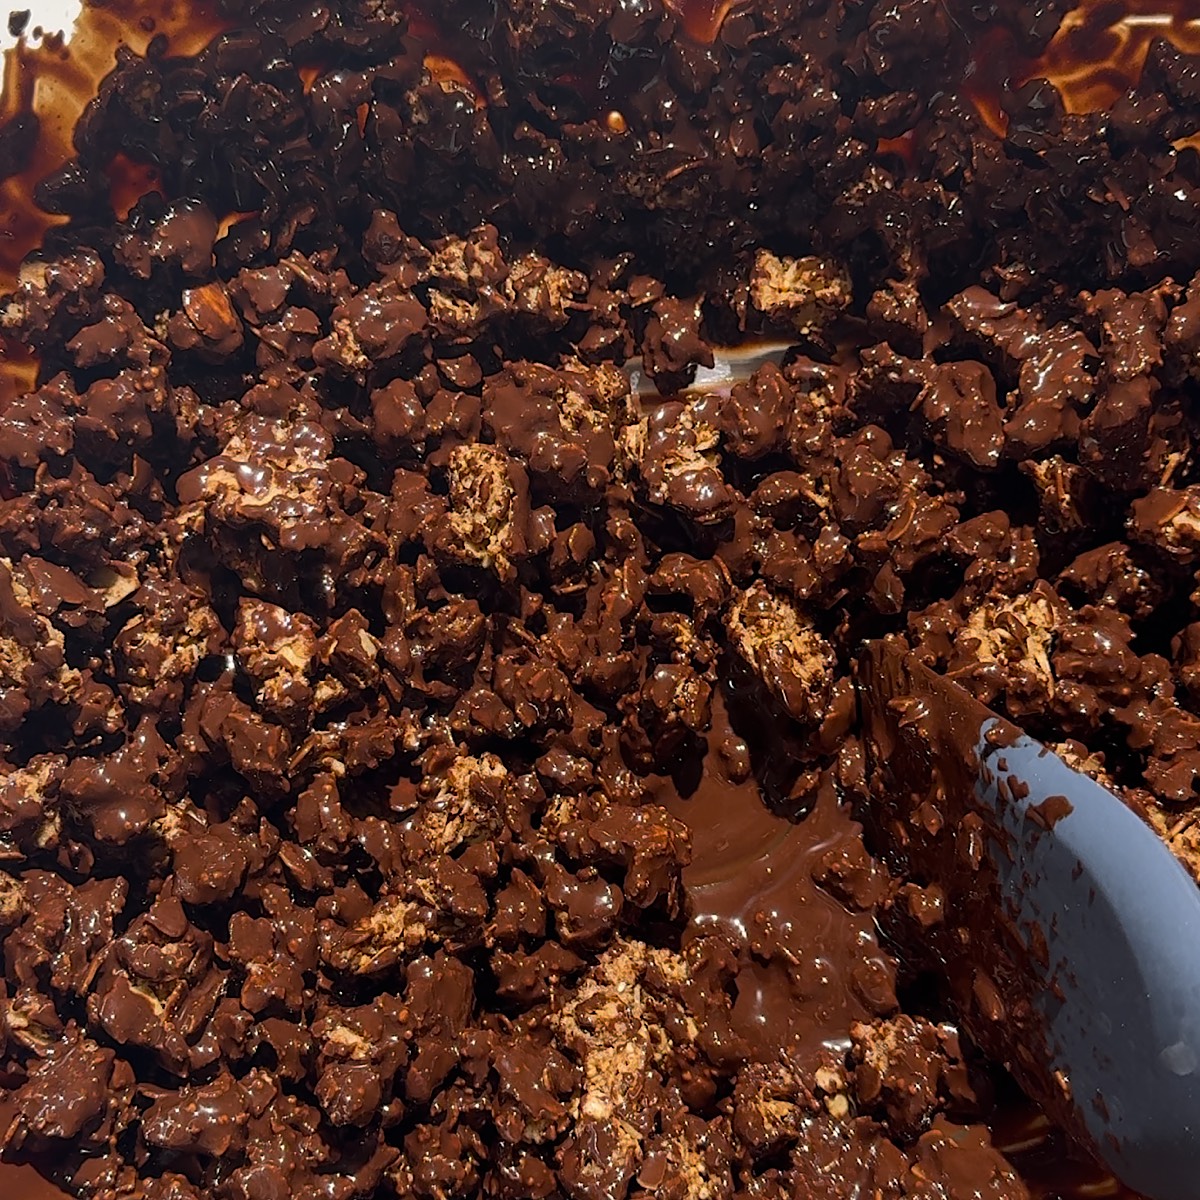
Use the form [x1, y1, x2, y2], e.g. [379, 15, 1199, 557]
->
[2, 1, 1198, 1198]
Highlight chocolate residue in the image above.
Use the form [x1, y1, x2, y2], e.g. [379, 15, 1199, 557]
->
[857, 643, 1088, 1164]
[1028, 794, 1075, 831]
[2, 0, 1199, 1198]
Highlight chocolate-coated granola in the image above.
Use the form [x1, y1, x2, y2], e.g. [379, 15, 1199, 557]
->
[2, 1, 1199, 1197]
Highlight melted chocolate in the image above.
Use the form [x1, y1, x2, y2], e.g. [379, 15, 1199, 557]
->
[659, 693, 895, 1062]
[1, 0, 1198, 1198]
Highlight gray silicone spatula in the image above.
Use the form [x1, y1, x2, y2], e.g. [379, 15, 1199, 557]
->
[628, 342, 791, 396]
[857, 638, 1200, 1200]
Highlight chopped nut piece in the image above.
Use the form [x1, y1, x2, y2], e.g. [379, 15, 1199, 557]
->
[327, 896, 429, 975]
[113, 586, 222, 709]
[1020, 456, 1088, 532]
[429, 225, 507, 289]
[0, 559, 81, 732]
[640, 400, 736, 524]
[851, 1016, 959, 1140]
[406, 752, 507, 855]
[553, 939, 702, 1198]
[234, 599, 320, 723]
[1146, 807, 1200, 883]
[1131, 486, 1200, 562]
[750, 249, 851, 334]
[0, 870, 28, 925]
[726, 582, 835, 724]
[503, 254, 588, 327]
[439, 443, 529, 578]
[959, 586, 1058, 695]
[0, 755, 66, 857]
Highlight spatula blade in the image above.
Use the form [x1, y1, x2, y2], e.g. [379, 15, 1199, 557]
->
[858, 638, 1200, 1200]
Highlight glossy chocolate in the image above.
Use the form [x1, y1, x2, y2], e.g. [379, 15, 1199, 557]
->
[2, 1, 1199, 1198]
